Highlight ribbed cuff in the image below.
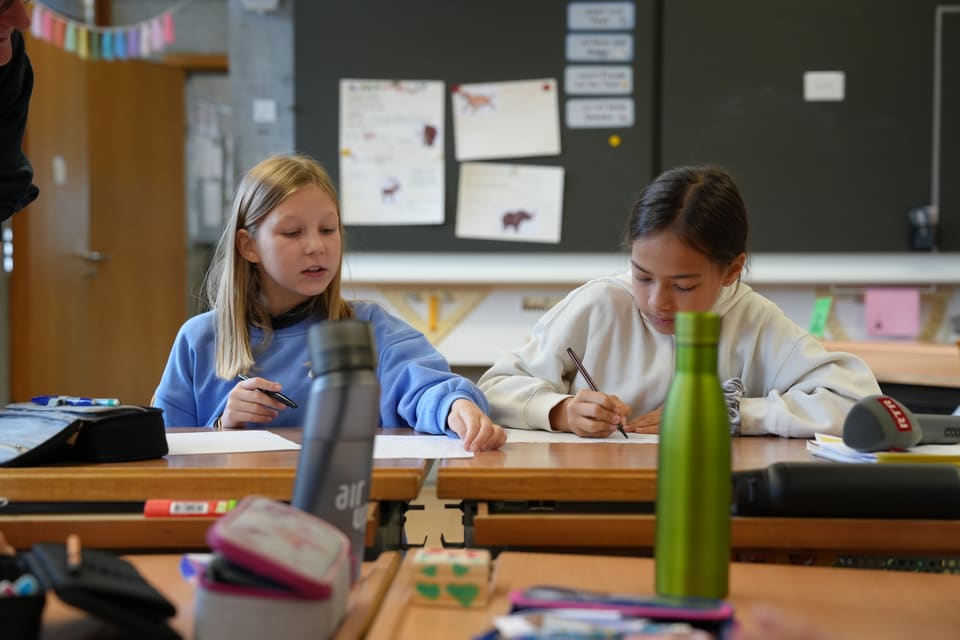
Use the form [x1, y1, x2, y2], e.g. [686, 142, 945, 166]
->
[722, 377, 745, 435]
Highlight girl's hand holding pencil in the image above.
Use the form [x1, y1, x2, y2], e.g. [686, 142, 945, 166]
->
[549, 389, 632, 438]
[555, 347, 632, 438]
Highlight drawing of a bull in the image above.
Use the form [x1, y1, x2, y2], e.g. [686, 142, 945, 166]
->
[502, 210, 533, 231]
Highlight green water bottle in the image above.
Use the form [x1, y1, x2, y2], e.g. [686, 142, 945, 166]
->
[655, 311, 731, 599]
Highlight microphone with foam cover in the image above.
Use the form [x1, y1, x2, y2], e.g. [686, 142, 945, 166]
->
[842, 394, 960, 453]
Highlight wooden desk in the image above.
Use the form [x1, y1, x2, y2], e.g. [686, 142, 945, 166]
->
[366, 551, 960, 640]
[437, 436, 810, 503]
[436, 438, 960, 559]
[822, 340, 960, 389]
[0, 428, 430, 552]
[41, 551, 401, 640]
[823, 340, 960, 414]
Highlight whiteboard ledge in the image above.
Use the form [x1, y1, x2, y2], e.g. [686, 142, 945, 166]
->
[340, 252, 960, 286]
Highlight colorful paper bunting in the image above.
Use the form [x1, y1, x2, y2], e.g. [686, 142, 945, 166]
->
[28, 1, 191, 61]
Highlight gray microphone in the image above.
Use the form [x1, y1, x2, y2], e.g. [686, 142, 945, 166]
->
[842, 394, 960, 452]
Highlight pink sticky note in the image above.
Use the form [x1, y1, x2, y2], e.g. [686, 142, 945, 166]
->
[864, 288, 920, 338]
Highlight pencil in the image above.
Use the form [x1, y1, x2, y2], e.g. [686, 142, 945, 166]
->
[66, 534, 82, 574]
[565, 347, 629, 439]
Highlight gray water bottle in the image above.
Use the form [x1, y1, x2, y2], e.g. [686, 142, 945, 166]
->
[291, 319, 380, 582]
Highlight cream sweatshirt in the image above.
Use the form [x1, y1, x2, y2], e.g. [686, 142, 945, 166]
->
[478, 272, 881, 438]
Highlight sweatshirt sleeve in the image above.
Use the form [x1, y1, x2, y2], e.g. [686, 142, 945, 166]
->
[738, 332, 882, 439]
[0, 31, 38, 221]
[153, 321, 207, 428]
[368, 304, 488, 436]
[478, 280, 628, 431]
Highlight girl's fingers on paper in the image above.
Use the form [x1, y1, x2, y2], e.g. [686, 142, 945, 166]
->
[559, 397, 615, 437]
[610, 395, 632, 424]
[448, 399, 495, 451]
[476, 422, 506, 451]
[569, 415, 617, 438]
[570, 393, 622, 429]
[466, 420, 505, 451]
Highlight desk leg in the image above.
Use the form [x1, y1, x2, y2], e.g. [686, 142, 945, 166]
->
[439, 500, 476, 549]
[366, 500, 410, 557]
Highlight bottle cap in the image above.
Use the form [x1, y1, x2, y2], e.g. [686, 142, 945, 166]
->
[674, 311, 721, 344]
[309, 319, 378, 376]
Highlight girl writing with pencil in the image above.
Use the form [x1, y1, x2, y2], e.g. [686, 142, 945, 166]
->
[478, 165, 880, 438]
[154, 154, 505, 451]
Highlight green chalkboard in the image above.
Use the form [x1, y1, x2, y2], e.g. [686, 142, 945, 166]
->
[293, 0, 956, 253]
[293, 0, 657, 253]
[660, 0, 957, 252]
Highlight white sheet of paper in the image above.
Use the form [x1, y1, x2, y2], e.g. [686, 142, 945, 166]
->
[505, 429, 658, 444]
[339, 78, 445, 225]
[455, 162, 564, 244]
[165, 431, 301, 456]
[452, 78, 561, 161]
[373, 435, 474, 459]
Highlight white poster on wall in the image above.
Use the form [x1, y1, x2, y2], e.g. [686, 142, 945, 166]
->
[455, 162, 565, 244]
[451, 78, 561, 161]
[339, 79, 445, 225]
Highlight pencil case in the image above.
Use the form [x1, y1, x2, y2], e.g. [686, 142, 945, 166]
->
[0, 543, 180, 640]
[194, 495, 351, 640]
[508, 585, 736, 637]
[731, 462, 960, 518]
[0, 403, 167, 467]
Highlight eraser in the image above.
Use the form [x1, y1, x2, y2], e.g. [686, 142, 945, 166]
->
[410, 548, 491, 608]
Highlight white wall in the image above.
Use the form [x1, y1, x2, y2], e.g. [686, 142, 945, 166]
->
[341, 252, 960, 367]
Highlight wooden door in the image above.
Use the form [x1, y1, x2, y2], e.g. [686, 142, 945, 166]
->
[13, 37, 187, 405]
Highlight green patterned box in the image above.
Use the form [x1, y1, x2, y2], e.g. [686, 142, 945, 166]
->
[410, 548, 491, 608]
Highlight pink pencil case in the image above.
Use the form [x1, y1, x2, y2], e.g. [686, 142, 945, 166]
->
[194, 496, 352, 639]
[509, 585, 735, 637]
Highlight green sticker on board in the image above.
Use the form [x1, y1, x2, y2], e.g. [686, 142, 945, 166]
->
[809, 296, 833, 338]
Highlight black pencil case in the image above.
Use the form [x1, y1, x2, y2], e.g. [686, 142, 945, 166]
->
[0, 403, 167, 467]
[0, 543, 181, 640]
[731, 462, 960, 518]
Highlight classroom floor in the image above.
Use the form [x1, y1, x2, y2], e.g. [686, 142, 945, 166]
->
[403, 477, 463, 548]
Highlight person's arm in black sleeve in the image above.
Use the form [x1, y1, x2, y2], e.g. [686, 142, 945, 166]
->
[0, 29, 37, 221]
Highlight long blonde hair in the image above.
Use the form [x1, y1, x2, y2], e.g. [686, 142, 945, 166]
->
[203, 154, 353, 379]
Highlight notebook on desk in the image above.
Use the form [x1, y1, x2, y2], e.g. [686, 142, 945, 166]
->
[807, 433, 960, 464]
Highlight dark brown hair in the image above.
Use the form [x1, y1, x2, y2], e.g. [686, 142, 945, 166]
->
[624, 165, 748, 267]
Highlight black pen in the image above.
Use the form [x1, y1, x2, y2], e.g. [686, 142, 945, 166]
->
[237, 374, 298, 408]
[565, 347, 628, 439]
